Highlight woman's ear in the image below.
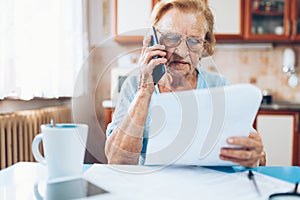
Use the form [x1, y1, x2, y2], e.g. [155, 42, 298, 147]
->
[203, 31, 216, 57]
[202, 51, 210, 58]
[201, 45, 211, 57]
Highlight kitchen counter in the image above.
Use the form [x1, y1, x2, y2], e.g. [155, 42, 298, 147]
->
[260, 101, 300, 111]
[103, 99, 300, 111]
[256, 102, 300, 166]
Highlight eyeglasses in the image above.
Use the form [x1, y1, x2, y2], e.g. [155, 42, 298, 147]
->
[156, 29, 207, 52]
[247, 170, 300, 199]
[269, 182, 300, 199]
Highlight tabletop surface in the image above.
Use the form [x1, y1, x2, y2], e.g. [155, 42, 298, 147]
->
[0, 162, 299, 200]
[204, 165, 300, 183]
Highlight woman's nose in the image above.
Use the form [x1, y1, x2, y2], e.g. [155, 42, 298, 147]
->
[174, 39, 189, 58]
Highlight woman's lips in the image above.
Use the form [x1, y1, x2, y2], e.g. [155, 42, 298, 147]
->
[170, 60, 190, 66]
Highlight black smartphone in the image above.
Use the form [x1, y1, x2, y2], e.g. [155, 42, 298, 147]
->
[150, 26, 166, 85]
[35, 178, 109, 199]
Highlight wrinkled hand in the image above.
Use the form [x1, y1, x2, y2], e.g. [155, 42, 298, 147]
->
[220, 132, 265, 168]
[138, 36, 167, 93]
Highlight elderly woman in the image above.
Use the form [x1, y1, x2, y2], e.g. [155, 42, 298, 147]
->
[105, 0, 266, 168]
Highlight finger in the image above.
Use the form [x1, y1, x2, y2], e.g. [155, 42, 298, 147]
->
[140, 43, 166, 63]
[139, 50, 166, 66]
[220, 155, 258, 168]
[226, 135, 263, 151]
[220, 148, 255, 161]
[139, 39, 149, 67]
[141, 36, 152, 54]
[148, 44, 166, 51]
[146, 50, 167, 61]
[144, 44, 166, 58]
[138, 57, 167, 82]
[148, 57, 167, 69]
[140, 50, 167, 67]
[220, 147, 262, 167]
[249, 132, 263, 142]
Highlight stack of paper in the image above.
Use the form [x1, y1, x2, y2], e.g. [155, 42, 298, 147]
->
[83, 164, 294, 200]
[145, 84, 262, 166]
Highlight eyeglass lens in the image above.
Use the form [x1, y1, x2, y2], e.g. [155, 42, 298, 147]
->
[157, 30, 205, 52]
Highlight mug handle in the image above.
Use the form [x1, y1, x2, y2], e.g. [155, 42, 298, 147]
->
[33, 182, 44, 200]
[32, 134, 46, 165]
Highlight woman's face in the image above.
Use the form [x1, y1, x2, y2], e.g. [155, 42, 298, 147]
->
[156, 9, 207, 77]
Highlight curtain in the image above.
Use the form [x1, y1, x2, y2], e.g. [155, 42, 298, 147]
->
[0, 0, 87, 100]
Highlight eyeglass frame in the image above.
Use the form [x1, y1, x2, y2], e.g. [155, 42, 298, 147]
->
[269, 182, 300, 199]
[155, 28, 208, 52]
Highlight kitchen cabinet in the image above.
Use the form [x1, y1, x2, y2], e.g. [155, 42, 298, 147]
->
[254, 110, 299, 166]
[290, 0, 300, 40]
[102, 100, 115, 128]
[114, 0, 245, 43]
[244, 0, 300, 41]
[207, 0, 244, 40]
[104, 107, 114, 128]
[114, 0, 156, 43]
[114, 0, 300, 43]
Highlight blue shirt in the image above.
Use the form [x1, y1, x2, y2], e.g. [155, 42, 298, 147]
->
[106, 68, 229, 164]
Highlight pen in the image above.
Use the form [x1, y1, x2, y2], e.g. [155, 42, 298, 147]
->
[248, 170, 261, 196]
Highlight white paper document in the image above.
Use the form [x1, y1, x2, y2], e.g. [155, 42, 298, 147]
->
[83, 164, 294, 200]
[144, 84, 262, 166]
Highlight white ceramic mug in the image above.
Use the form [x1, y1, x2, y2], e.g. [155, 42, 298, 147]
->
[32, 124, 88, 180]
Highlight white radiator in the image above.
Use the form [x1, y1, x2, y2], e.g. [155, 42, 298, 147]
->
[0, 105, 71, 169]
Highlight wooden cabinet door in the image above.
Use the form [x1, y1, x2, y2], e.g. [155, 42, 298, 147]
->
[114, 0, 156, 43]
[114, 0, 245, 42]
[255, 110, 299, 166]
[290, 0, 300, 40]
[207, 0, 244, 40]
[244, 0, 291, 41]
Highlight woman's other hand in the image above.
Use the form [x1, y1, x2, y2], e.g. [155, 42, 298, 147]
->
[220, 132, 266, 168]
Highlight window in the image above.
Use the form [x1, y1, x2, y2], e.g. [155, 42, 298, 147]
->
[0, 0, 87, 100]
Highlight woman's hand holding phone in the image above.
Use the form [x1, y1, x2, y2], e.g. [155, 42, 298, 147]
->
[150, 26, 166, 85]
[138, 27, 167, 93]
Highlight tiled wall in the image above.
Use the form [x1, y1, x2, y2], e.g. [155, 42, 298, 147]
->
[212, 45, 300, 103]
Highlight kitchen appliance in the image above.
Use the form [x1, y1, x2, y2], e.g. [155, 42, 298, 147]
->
[261, 89, 273, 104]
[282, 48, 298, 88]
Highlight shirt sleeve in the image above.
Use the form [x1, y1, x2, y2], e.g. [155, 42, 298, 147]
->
[106, 75, 139, 139]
